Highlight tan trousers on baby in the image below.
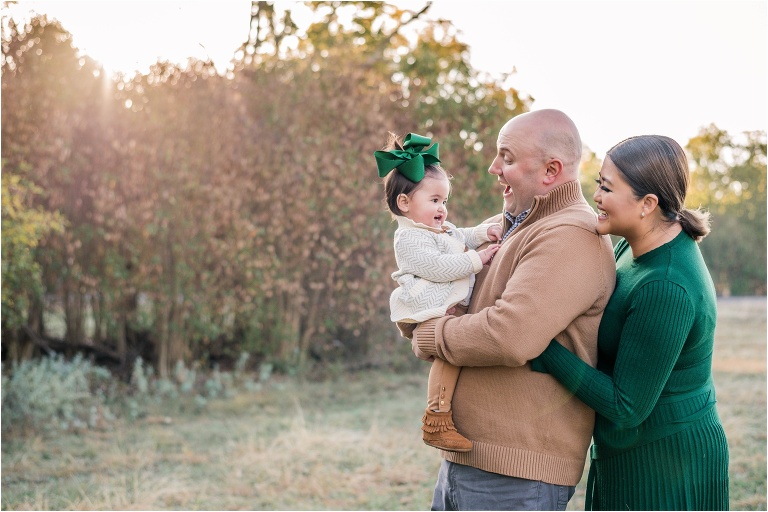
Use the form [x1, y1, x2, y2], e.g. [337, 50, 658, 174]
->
[428, 358, 461, 412]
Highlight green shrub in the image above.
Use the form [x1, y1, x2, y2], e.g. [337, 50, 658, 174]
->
[2, 352, 267, 436]
[1, 354, 118, 433]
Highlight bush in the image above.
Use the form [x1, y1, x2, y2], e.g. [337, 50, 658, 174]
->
[1, 353, 117, 433]
[1, 352, 263, 436]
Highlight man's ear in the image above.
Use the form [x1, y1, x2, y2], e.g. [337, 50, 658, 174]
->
[397, 193, 410, 212]
[543, 159, 563, 185]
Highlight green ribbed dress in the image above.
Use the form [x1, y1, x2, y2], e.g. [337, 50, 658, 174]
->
[537, 231, 729, 510]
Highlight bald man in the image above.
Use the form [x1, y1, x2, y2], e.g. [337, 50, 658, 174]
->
[411, 110, 616, 510]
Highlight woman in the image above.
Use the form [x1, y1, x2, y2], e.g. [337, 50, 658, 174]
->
[532, 135, 729, 510]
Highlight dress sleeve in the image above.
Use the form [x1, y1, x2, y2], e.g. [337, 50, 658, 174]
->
[536, 280, 695, 428]
[395, 229, 481, 283]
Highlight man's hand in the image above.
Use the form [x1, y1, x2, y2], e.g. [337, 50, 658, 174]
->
[411, 324, 435, 361]
[412, 342, 435, 362]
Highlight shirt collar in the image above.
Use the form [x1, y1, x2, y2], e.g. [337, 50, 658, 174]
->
[502, 209, 530, 240]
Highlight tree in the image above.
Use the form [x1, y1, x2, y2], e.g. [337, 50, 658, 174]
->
[2, 3, 530, 374]
[1, 170, 65, 360]
[687, 125, 767, 295]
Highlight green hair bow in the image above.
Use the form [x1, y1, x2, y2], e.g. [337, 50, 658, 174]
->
[374, 133, 441, 183]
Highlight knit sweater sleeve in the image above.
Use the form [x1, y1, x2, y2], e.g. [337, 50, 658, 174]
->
[536, 281, 695, 428]
[395, 229, 482, 283]
[449, 223, 498, 250]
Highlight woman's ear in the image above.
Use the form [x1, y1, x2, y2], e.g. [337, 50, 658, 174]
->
[397, 193, 410, 212]
[642, 194, 659, 216]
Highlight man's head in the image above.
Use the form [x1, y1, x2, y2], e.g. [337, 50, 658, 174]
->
[488, 109, 582, 215]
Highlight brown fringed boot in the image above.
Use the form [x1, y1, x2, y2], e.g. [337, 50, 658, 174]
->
[421, 409, 472, 452]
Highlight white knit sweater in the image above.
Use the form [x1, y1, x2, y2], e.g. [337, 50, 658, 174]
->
[389, 216, 498, 323]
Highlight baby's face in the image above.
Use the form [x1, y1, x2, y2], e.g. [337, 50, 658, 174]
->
[403, 175, 450, 229]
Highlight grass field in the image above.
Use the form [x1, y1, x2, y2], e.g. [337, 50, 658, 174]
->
[2, 297, 765, 510]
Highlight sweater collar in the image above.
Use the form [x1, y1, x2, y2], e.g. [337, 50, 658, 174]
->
[395, 215, 449, 234]
[502, 180, 586, 233]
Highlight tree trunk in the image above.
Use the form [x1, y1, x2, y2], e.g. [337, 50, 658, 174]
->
[64, 276, 84, 345]
[156, 226, 187, 377]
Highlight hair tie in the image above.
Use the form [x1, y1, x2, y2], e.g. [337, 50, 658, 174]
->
[374, 133, 440, 183]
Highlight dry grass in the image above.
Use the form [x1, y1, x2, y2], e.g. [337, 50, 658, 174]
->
[1, 297, 765, 510]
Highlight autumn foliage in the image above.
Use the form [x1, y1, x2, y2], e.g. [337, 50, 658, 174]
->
[3, 3, 764, 376]
[1, 4, 527, 374]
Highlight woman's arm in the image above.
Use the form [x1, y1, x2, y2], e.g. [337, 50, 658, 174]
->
[534, 281, 695, 428]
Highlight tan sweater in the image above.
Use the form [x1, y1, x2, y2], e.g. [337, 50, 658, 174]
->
[413, 180, 616, 486]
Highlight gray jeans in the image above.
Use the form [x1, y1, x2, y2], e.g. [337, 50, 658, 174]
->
[431, 460, 575, 511]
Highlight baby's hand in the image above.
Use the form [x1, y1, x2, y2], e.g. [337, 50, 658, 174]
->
[486, 224, 503, 241]
[478, 244, 501, 265]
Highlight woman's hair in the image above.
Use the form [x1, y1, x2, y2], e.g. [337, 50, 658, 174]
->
[381, 132, 451, 217]
[606, 135, 711, 242]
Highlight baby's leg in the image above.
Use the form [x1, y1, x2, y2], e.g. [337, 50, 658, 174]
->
[427, 359, 462, 412]
[422, 359, 471, 452]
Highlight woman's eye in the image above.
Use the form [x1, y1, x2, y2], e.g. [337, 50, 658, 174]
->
[595, 179, 611, 193]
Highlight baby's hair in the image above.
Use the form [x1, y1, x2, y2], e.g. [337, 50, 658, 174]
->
[381, 132, 452, 217]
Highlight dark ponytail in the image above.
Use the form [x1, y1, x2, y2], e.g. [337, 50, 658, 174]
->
[678, 208, 711, 242]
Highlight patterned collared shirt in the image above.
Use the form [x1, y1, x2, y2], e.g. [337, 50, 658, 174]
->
[502, 209, 531, 241]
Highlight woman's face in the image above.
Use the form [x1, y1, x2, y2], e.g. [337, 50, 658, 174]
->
[593, 156, 645, 238]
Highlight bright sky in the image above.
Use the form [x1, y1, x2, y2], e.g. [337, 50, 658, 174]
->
[7, 0, 768, 156]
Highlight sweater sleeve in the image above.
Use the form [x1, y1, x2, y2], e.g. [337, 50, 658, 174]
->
[395, 229, 481, 283]
[536, 281, 695, 428]
[450, 223, 498, 250]
[418, 224, 613, 367]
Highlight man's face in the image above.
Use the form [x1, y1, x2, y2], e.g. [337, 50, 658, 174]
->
[488, 119, 547, 215]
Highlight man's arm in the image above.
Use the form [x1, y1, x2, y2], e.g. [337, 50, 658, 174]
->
[413, 225, 613, 367]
